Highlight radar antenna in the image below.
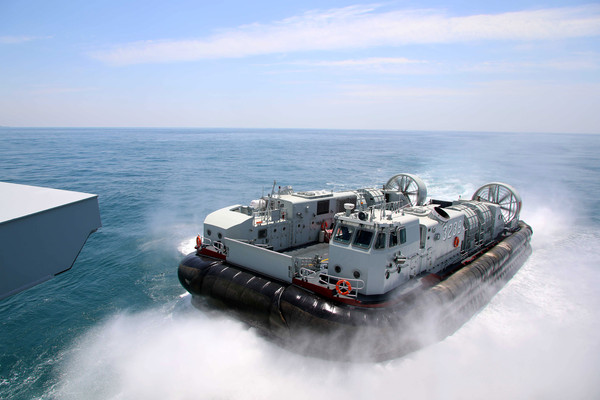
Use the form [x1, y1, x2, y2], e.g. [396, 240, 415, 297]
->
[472, 182, 521, 227]
[384, 173, 427, 206]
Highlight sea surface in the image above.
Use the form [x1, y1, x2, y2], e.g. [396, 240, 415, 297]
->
[1, 128, 599, 399]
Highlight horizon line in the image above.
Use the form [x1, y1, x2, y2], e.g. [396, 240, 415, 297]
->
[1, 126, 597, 136]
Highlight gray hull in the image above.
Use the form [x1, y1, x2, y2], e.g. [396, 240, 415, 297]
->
[178, 222, 532, 361]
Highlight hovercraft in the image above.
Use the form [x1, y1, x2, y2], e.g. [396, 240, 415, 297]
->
[178, 173, 532, 360]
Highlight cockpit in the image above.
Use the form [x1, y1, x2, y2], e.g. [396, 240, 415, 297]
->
[332, 222, 407, 251]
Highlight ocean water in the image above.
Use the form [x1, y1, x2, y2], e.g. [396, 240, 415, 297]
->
[0, 128, 599, 399]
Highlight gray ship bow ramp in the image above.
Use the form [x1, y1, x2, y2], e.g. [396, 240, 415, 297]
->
[0, 182, 101, 300]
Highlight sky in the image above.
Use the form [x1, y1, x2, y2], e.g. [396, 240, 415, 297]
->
[1, 0, 599, 133]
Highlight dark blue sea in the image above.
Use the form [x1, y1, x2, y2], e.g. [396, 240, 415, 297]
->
[1, 128, 599, 399]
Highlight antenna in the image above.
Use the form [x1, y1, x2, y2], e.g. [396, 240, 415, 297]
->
[264, 180, 277, 223]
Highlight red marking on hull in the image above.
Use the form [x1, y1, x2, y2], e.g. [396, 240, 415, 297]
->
[292, 278, 425, 309]
[292, 278, 364, 306]
[421, 273, 441, 287]
[198, 247, 226, 260]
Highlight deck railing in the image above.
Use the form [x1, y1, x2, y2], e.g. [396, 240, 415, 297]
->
[296, 266, 365, 298]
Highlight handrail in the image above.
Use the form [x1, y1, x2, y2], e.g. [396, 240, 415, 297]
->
[196, 236, 228, 257]
[252, 206, 283, 225]
[297, 267, 365, 298]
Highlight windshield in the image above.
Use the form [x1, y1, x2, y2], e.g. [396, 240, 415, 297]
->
[374, 232, 386, 249]
[333, 224, 355, 244]
[353, 229, 374, 249]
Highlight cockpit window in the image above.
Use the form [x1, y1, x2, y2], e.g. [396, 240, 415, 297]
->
[374, 232, 386, 249]
[399, 227, 406, 244]
[353, 229, 374, 249]
[333, 224, 355, 244]
[389, 227, 406, 247]
[389, 230, 398, 247]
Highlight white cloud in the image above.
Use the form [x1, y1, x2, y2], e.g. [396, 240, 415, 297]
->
[275, 56, 431, 74]
[339, 84, 472, 99]
[0, 35, 49, 44]
[465, 58, 600, 73]
[298, 57, 426, 67]
[91, 4, 600, 65]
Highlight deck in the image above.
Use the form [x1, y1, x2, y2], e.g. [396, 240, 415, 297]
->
[282, 241, 330, 260]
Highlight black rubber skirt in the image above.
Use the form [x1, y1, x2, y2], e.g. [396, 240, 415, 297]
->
[178, 222, 533, 361]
